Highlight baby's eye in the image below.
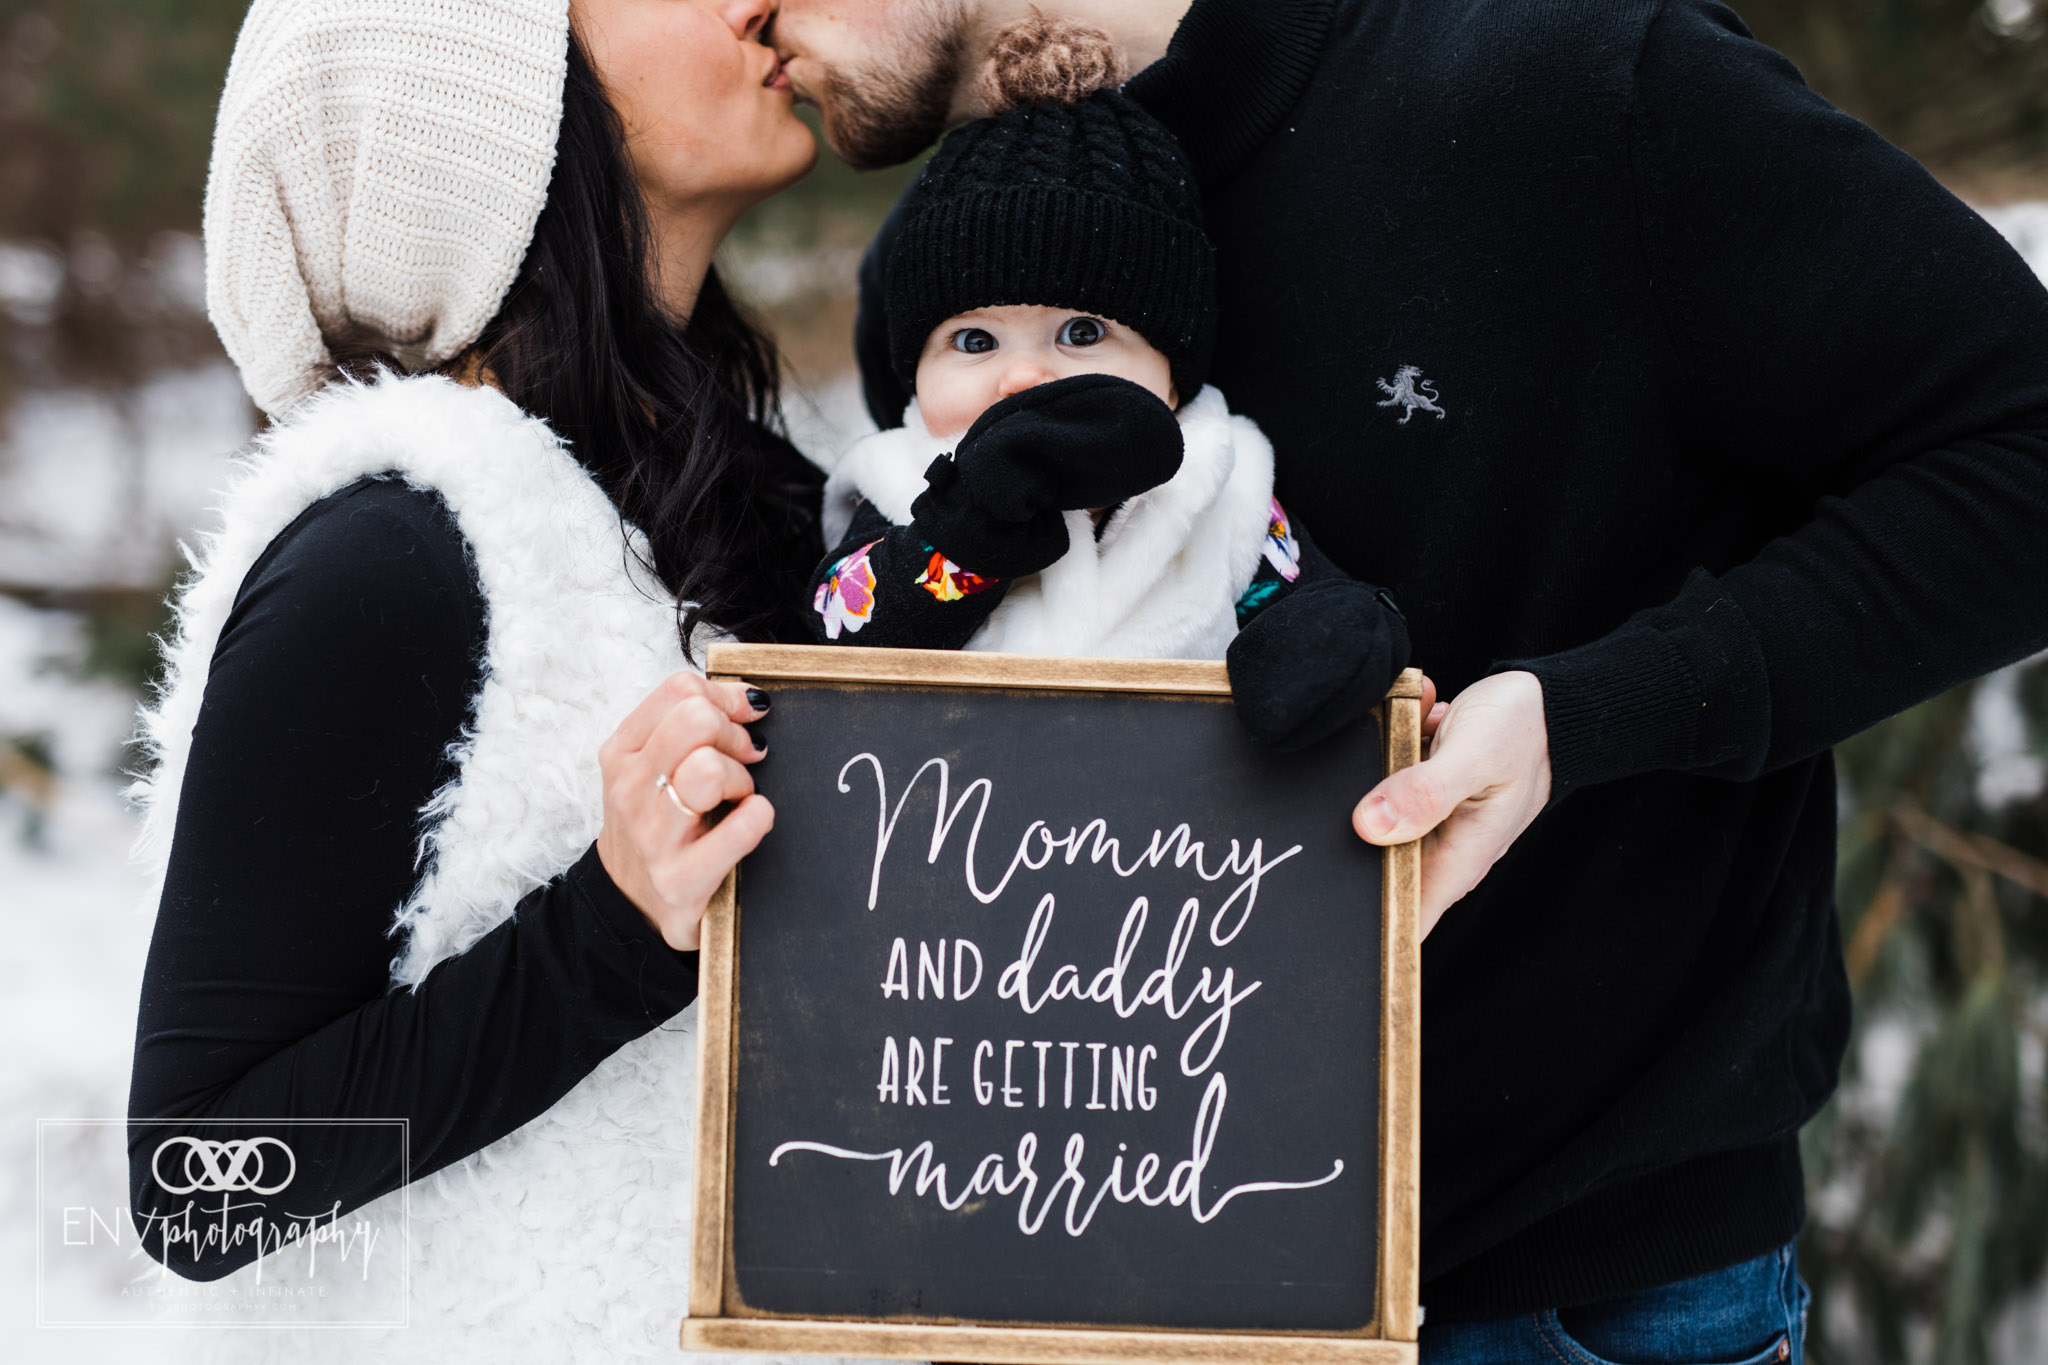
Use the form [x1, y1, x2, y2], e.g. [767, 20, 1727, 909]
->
[1058, 316, 1106, 347]
[950, 328, 997, 354]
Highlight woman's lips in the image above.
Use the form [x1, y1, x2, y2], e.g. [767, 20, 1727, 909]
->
[763, 55, 791, 90]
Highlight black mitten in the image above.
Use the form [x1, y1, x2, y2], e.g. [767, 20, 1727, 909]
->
[910, 374, 1184, 579]
[1228, 580, 1412, 751]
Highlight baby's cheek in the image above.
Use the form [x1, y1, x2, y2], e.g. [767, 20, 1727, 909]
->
[1110, 346, 1179, 410]
[914, 370, 986, 440]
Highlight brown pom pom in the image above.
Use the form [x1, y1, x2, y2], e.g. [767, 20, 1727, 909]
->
[981, 12, 1129, 112]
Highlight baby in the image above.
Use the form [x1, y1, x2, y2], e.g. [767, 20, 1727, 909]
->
[809, 21, 1408, 750]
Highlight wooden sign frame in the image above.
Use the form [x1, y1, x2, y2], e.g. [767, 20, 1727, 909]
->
[682, 644, 1424, 1365]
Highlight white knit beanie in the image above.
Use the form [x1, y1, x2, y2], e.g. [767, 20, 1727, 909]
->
[204, 0, 572, 418]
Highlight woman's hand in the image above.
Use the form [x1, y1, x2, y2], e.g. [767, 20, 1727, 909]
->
[596, 673, 773, 952]
[1352, 670, 1552, 938]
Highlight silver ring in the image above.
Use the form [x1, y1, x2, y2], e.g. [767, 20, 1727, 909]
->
[654, 772, 697, 820]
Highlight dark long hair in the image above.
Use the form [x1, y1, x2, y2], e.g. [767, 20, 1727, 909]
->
[452, 34, 817, 649]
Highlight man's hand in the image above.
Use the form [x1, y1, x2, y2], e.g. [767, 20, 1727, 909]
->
[1353, 670, 1552, 938]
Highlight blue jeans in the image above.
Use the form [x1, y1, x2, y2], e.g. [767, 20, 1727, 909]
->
[1420, 1243, 1810, 1365]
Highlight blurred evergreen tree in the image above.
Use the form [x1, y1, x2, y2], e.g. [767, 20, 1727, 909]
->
[0, 1, 245, 244]
[0, 1, 243, 399]
[1801, 663, 2048, 1362]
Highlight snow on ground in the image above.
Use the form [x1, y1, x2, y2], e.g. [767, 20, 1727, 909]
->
[4, 206, 2048, 1358]
[0, 597, 179, 1358]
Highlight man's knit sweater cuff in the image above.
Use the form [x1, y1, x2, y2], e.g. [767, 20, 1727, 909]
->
[1499, 571, 1773, 802]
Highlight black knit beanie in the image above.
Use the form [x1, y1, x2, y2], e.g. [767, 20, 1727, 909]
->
[884, 88, 1217, 404]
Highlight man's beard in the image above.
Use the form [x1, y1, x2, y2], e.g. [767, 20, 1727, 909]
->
[815, 9, 967, 170]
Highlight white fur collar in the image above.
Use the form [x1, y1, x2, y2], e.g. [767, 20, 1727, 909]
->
[823, 385, 1276, 660]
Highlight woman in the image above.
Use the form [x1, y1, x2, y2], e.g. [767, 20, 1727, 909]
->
[125, 1, 834, 1357]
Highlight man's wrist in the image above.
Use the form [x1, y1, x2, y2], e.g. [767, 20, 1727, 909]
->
[1501, 567, 1775, 801]
[1498, 625, 1700, 803]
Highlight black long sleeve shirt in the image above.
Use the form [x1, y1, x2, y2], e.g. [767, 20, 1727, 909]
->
[852, 0, 2048, 1319]
[128, 478, 701, 1281]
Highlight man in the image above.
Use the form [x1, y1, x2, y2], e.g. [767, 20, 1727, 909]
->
[765, 0, 2048, 1350]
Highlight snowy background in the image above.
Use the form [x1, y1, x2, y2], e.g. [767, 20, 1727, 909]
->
[4, 206, 2048, 1358]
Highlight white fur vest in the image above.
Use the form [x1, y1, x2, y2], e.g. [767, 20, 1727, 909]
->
[132, 375, 842, 1365]
[822, 385, 1278, 660]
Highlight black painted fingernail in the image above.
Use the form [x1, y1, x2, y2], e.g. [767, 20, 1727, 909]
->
[752, 728, 768, 753]
[746, 688, 771, 712]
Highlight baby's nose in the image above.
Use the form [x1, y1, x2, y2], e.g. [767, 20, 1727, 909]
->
[996, 359, 1059, 398]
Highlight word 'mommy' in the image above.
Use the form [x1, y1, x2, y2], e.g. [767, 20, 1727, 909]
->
[840, 754, 1302, 947]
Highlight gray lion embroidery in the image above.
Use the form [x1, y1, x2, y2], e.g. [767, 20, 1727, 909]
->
[1375, 365, 1446, 424]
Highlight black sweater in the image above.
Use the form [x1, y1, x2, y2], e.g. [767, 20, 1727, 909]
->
[852, 0, 2048, 1320]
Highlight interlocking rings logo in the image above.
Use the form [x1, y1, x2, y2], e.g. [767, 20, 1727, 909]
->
[151, 1136, 297, 1196]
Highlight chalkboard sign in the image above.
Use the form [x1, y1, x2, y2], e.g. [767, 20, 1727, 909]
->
[682, 645, 1421, 1365]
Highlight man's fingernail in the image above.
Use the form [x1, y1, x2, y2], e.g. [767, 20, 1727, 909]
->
[746, 688, 771, 712]
[1361, 796, 1392, 838]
